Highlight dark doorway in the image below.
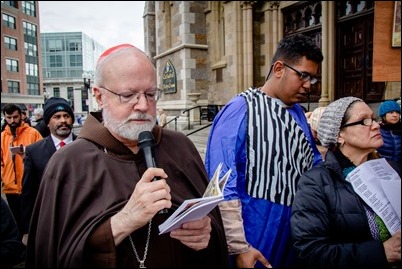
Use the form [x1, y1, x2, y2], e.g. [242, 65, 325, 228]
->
[336, 2, 385, 102]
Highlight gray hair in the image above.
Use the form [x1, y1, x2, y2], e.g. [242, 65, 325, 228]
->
[33, 108, 44, 117]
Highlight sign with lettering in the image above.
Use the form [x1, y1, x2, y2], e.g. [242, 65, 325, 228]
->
[162, 60, 177, 94]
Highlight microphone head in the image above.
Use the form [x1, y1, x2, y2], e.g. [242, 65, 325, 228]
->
[138, 131, 155, 150]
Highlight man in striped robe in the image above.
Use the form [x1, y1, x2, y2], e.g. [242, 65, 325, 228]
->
[205, 34, 324, 268]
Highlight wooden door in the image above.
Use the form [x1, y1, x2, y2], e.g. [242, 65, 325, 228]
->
[336, 9, 385, 101]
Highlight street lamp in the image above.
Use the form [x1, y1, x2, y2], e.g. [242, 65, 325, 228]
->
[83, 77, 90, 113]
[83, 77, 91, 90]
[82, 72, 93, 113]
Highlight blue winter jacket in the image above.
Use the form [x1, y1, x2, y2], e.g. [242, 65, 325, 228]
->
[377, 122, 401, 162]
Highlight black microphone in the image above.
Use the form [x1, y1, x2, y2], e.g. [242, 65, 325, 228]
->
[138, 131, 168, 214]
[138, 131, 157, 169]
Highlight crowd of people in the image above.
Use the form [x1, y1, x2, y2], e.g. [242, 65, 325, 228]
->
[1, 35, 400, 268]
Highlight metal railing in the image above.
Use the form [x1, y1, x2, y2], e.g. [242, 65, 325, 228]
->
[163, 115, 180, 130]
[186, 122, 213, 136]
[182, 106, 204, 130]
[163, 105, 221, 136]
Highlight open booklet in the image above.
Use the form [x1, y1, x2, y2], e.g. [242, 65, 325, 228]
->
[158, 163, 231, 234]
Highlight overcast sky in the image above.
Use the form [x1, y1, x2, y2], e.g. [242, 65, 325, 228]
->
[39, 1, 145, 51]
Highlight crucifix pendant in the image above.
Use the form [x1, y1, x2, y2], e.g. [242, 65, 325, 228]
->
[139, 261, 146, 268]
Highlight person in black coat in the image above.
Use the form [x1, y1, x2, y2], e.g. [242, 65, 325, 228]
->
[291, 97, 401, 268]
[21, 111, 31, 126]
[21, 97, 77, 245]
[33, 108, 50, 137]
[1, 197, 26, 268]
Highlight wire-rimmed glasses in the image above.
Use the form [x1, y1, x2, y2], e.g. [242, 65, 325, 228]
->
[100, 86, 162, 104]
[282, 63, 318, 85]
[265, 62, 318, 85]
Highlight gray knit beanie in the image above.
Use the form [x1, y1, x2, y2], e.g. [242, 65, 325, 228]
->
[317, 97, 362, 147]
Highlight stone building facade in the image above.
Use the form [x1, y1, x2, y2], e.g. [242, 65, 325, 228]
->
[143, 1, 400, 130]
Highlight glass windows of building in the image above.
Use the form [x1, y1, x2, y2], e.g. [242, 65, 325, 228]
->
[48, 39, 63, 52]
[2, 13, 16, 29]
[4, 36, 17, 50]
[70, 54, 83, 67]
[67, 87, 74, 99]
[8, 81, 20, 93]
[2, 1, 18, 8]
[25, 42, 37, 56]
[68, 70, 82, 77]
[23, 21, 37, 37]
[67, 86, 74, 109]
[69, 40, 81, 51]
[27, 83, 39, 95]
[338, 1, 373, 18]
[6, 58, 18, 72]
[49, 55, 63, 67]
[49, 70, 64, 77]
[22, 1, 36, 17]
[53, 87, 60, 97]
[283, 2, 322, 35]
[26, 62, 38, 76]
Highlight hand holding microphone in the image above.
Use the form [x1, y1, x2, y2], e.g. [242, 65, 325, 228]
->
[138, 131, 169, 214]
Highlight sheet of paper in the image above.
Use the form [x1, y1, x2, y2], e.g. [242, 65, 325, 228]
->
[381, 179, 401, 219]
[346, 158, 401, 235]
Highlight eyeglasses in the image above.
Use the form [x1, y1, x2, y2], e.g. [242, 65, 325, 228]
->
[283, 63, 318, 85]
[100, 86, 162, 104]
[341, 118, 379, 128]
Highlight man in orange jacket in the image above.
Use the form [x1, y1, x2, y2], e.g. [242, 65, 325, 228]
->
[1, 104, 42, 236]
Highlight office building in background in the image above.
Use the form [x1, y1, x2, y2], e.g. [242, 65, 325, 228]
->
[41, 32, 105, 114]
[2, 2, 105, 116]
[1, 1, 42, 113]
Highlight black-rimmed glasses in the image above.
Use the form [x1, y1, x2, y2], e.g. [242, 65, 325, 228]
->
[283, 63, 318, 85]
[100, 86, 162, 104]
[341, 118, 379, 128]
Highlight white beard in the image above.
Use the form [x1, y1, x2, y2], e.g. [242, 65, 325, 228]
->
[102, 106, 156, 141]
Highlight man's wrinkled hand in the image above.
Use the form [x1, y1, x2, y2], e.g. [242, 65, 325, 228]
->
[170, 216, 212, 251]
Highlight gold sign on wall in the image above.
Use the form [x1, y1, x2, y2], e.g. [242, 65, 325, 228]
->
[162, 60, 177, 94]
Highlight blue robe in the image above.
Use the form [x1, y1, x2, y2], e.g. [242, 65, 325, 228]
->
[205, 88, 322, 268]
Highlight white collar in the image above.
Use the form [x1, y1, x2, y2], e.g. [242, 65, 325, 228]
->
[51, 133, 73, 148]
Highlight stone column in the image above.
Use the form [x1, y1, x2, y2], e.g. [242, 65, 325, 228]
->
[187, 93, 201, 127]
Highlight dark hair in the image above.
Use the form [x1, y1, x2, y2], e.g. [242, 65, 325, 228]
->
[271, 34, 324, 65]
[2, 104, 22, 116]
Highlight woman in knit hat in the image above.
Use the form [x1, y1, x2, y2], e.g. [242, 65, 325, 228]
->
[377, 100, 401, 162]
[291, 97, 401, 268]
[306, 106, 327, 158]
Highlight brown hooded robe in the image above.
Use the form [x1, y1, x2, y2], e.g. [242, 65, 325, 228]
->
[26, 112, 229, 268]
